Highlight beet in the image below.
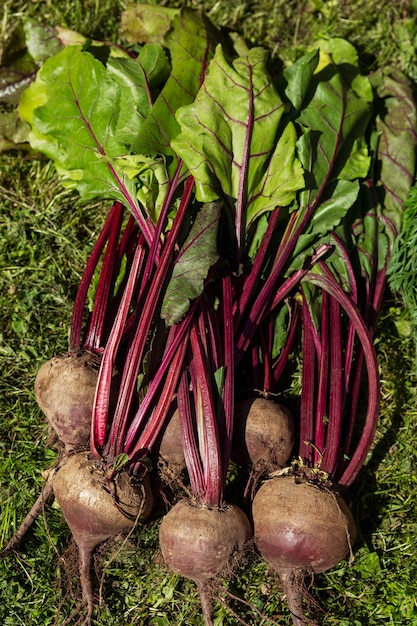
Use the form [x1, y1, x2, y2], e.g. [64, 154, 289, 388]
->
[53, 452, 153, 621]
[234, 397, 295, 472]
[34, 350, 102, 452]
[252, 475, 356, 625]
[157, 408, 186, 474]
[159, 499, 252, 625]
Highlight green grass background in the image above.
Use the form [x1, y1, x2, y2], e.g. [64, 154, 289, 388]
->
[1, 1, 417, 624]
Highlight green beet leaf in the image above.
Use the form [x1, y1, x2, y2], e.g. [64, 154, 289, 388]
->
[354, 69, 417, 345]
[246, 121, 304, 224]
[345, 69, 417, 292]
[371, 69, 417, 239]
[22, 17, 63, 64]
[161, 201, 222, 326]
[107, 44, 171, 147]
[18, 44, 173, 236]
[0, 17, 126, 106]
[109, 154, 169, 224]
[120, 3, 180, 45]
[291, 177, 360, 264]
[290, 42, 373, 218]
[296, 68, 372, 195]
[282, 48, 319, 112]
[172, 45, 304, 251]
[130, 8, 223, 163]
[281, 43, 375, 272]
[19, 46, 137, 202]
[271, 303, 290, 361]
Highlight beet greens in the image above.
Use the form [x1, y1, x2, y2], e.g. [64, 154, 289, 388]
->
[5, 5, 417, 625]
[295, 57, 417, 488]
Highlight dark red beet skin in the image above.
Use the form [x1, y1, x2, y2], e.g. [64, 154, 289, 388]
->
[53, 452, 153, 621]
[53, 452, 154, 549]
[159, 499, 252, 584]
[252, 475, 357, 574]
[233, 397, 295, 470]
[34, 351, 102, 450]
[157, 408, 185, 472]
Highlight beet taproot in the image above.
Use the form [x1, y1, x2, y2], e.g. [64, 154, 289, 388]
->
[34, 351, 101, 452]
[252, 475, 356, 625]
[157, 408, 185, 474]
[159, 499, 251, 625]
[53, 452, 153, 622]
[234, 396, 295, 472]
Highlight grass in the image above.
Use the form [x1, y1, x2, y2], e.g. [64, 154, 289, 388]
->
[1, 0, 417, 624]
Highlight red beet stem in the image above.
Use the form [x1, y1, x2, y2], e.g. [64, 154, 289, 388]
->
[299, 301, 316, 466]
[83, 202, 124, 352]
[70, 202, 123, 351]
[279, 569, 318, 626]
[91, 244, 145, 456]
[303, 273, 380, 487]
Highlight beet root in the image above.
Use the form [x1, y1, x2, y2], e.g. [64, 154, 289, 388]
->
[34, 350, 102, 453]
[2, 466, 58, 555]
[253, 475, 356, 572]
[252, 475, 356, 625]
[157, 408, 186, 478]
[233, 397, 295, 473]
[159, 499, 252, 625]
[53, 452, 153, 621]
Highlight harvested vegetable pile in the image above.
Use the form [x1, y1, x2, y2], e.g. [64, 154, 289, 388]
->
[1, 4, 417, 625]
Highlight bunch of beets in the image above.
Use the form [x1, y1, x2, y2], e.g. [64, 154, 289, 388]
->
[3, 5, 417, 625]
